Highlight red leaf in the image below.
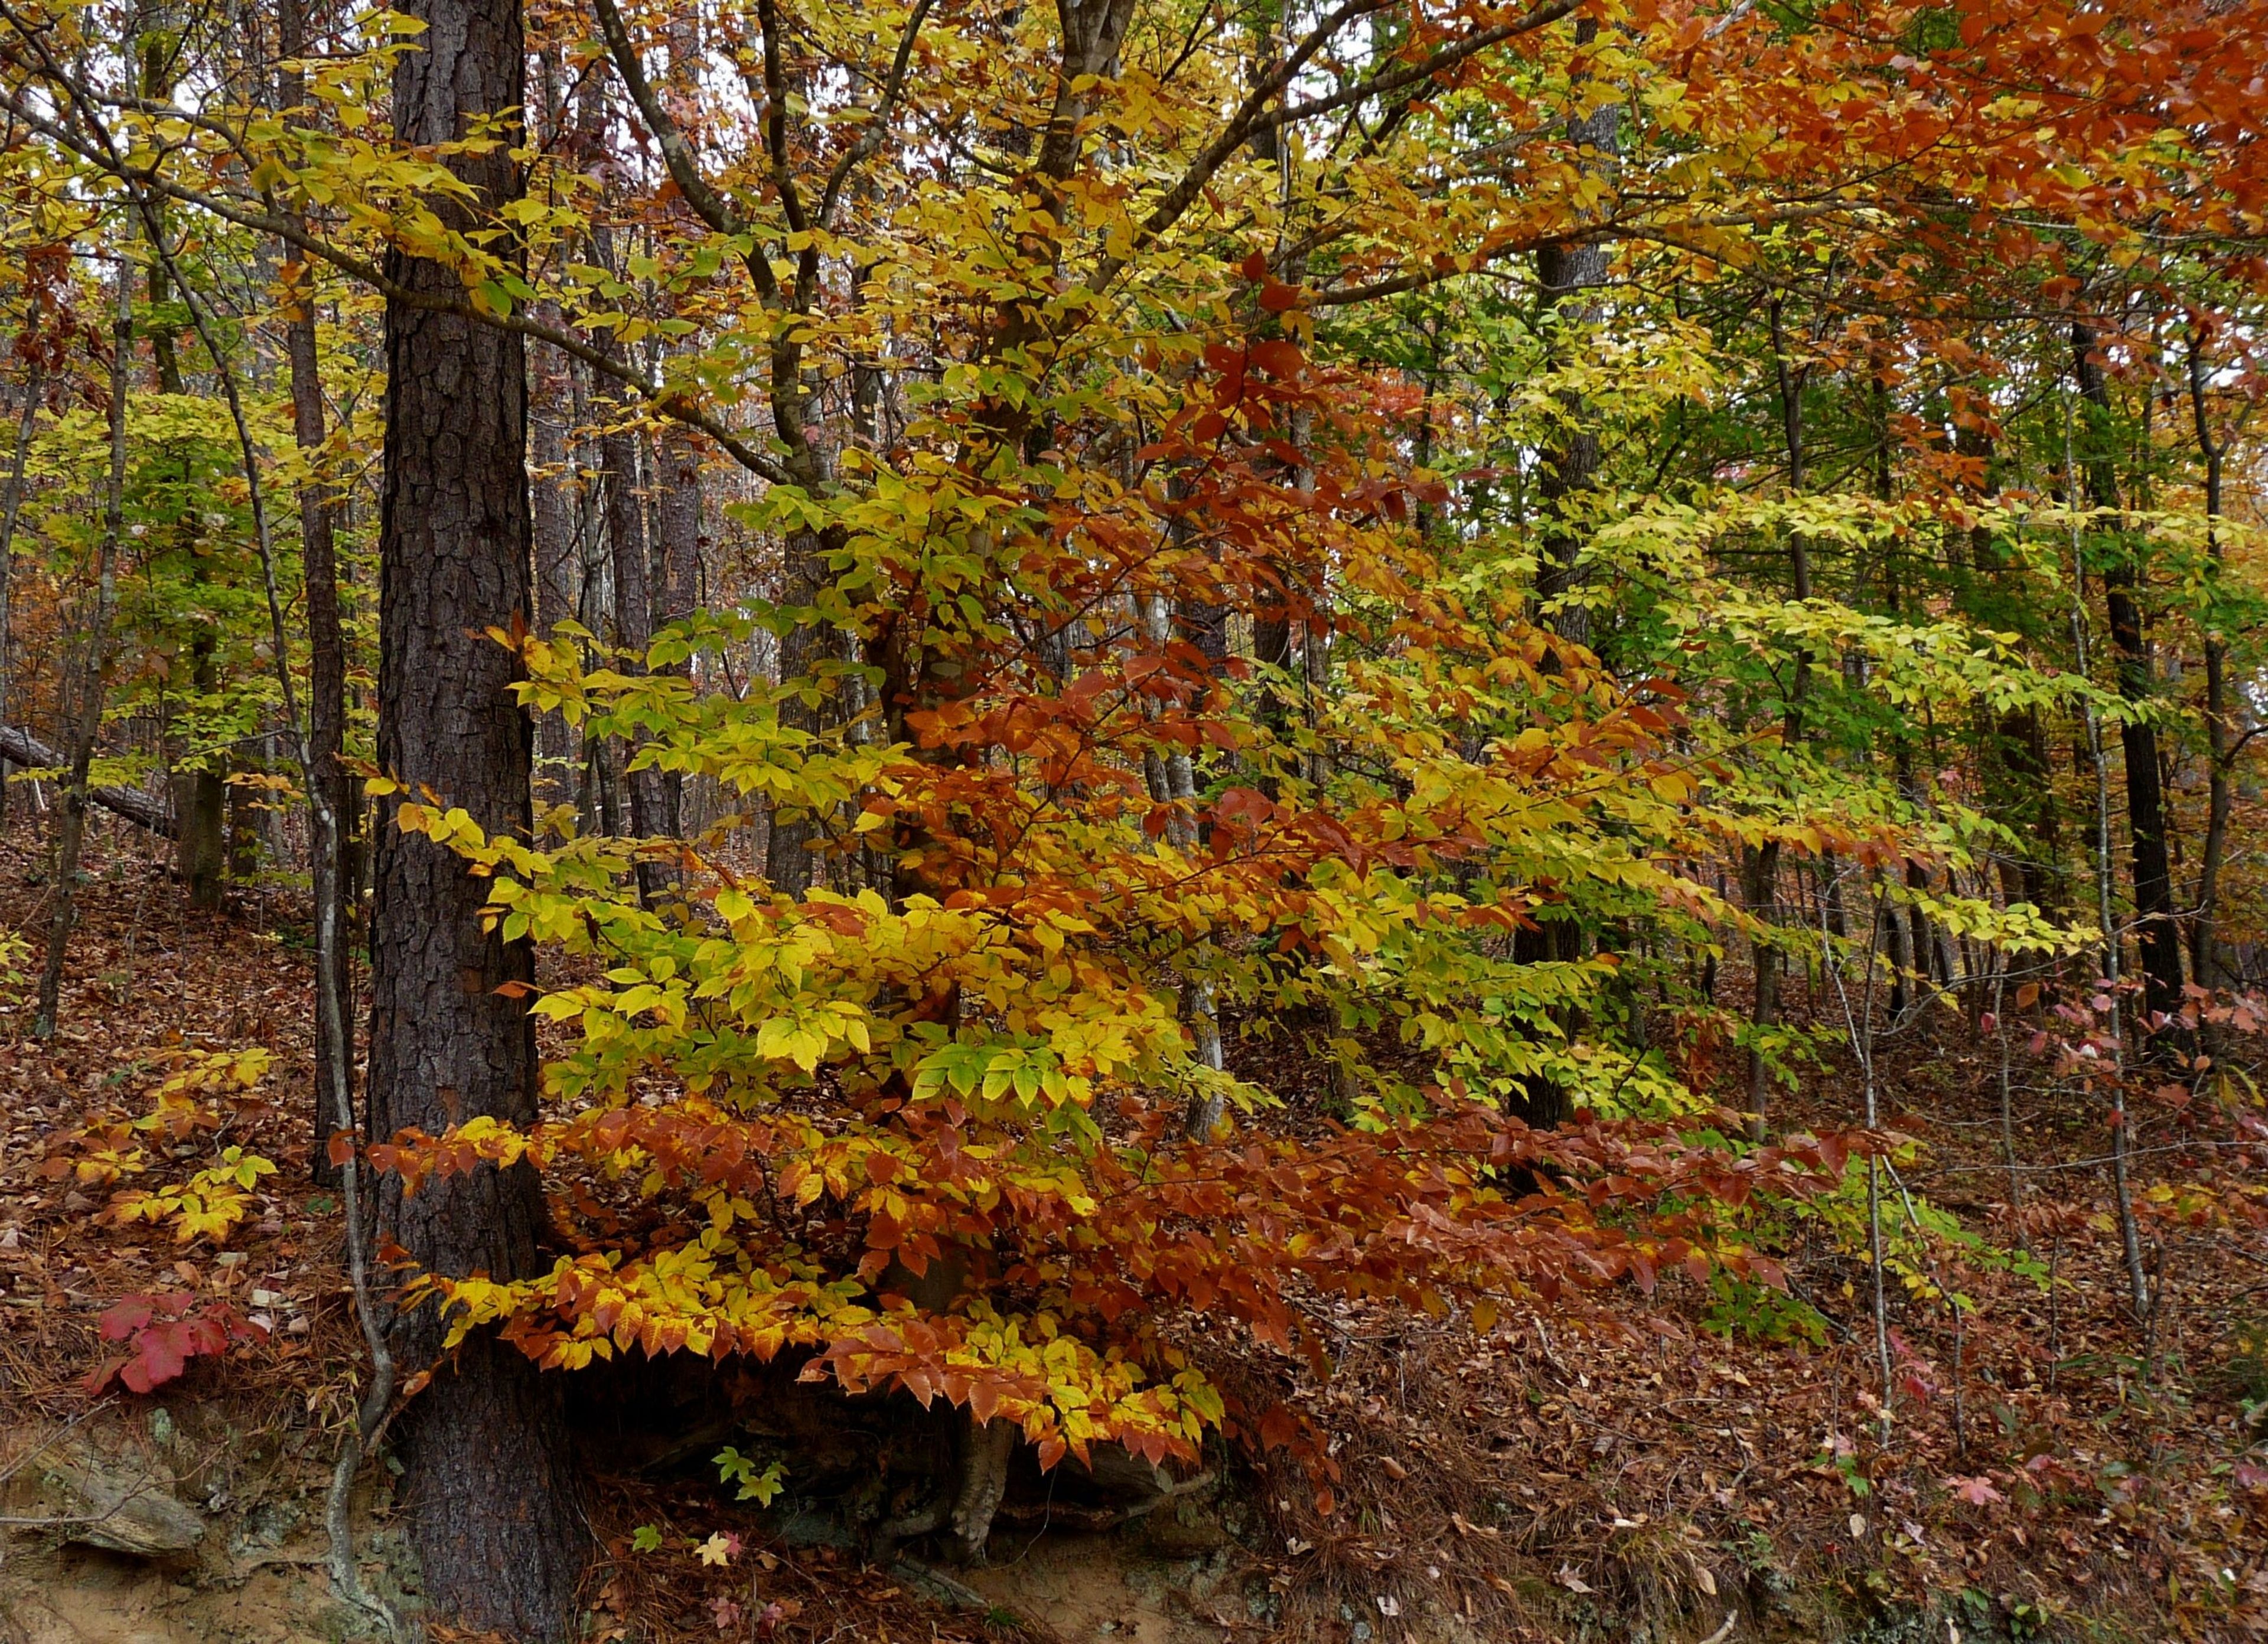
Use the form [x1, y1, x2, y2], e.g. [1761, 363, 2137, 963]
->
[1249, 339, 1304, 377]
[1257, 1405, 1298, 1453]
[99, 1297, 156, 1342]
[123, 1323, 191, 1394]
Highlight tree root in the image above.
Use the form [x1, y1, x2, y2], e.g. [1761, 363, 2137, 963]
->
[888, 1555, 990, 1612]
[947, 1416, 1015, 1564]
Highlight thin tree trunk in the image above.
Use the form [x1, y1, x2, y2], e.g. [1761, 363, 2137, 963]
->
[33, 271, 131, 1039]
[768, 525, 830, 894]
[0, 361, 41, 837]
[529, 325, 581, 813]
[1508, 80, 1617, 1120]
[2186, 331, 2230, 993]
[280, 0, 358, 1185]
[369, 0, 586, 1630]
[139, 184, 405, 1632]
[596, 380, 664, 896]
[1747, 296, 1813, 1140]
[652, 419, 702, 837]
[1527, 13, 1618, 657]
[139, 16, 226, 909]
[2062, 390, 2153, 1322]
[574, 77, 665, 901]
[2073, 322, 2185, 1046]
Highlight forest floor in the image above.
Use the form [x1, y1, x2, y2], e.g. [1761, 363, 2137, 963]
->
[1, 814, 2264, 1644]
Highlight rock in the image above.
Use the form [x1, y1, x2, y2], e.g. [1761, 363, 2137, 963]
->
[1139, 1495, 1230, 1558]
[33, 1443, 206, 1557]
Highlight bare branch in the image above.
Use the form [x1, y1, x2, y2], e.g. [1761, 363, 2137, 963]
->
[587, 0, 786, 312]
[1091, 0, 1581, 293]
[816, 0, 934, 229]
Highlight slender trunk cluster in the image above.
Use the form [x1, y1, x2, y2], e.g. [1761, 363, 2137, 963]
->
[2072, 323, 2186, 1050]
[33, 270, 131, 1038]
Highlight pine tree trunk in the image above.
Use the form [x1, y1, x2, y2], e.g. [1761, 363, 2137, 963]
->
[369, 0, 585, 1631]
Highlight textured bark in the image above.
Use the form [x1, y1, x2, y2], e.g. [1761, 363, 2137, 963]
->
[2073, 324, 2185, 1040]
[370, 0, 585, 1632]
[175, 730, 226, 904]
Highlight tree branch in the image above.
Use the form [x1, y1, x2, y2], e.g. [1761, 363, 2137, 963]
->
[0, 61, 793, 484]
[816, 0, 934, 229]
[1091, 0, 1581, 294]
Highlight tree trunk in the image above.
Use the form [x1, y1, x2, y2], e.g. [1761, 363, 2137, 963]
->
[2186, 331, 2231, 993]
[1744, 840, 1782, 1139]
[1527, 14, 1618, 658]
[1746, 296, 1813, 1140]
[1506, 20, 1618, 1128]
[280, 0, 359, 1187]
[652, 420, 703, 839]
[597, 379, 665, 900]
[139, 17, 227, 908]
[572, 72, 665, 899]
[34, 272, 131, 1038]
[2073, 323, 2185, 1043]
[767, 527, 829, 894]
[0, 363, 42, 836]
[370, 0, 585, 1632]
[528, 328, 581, 814]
